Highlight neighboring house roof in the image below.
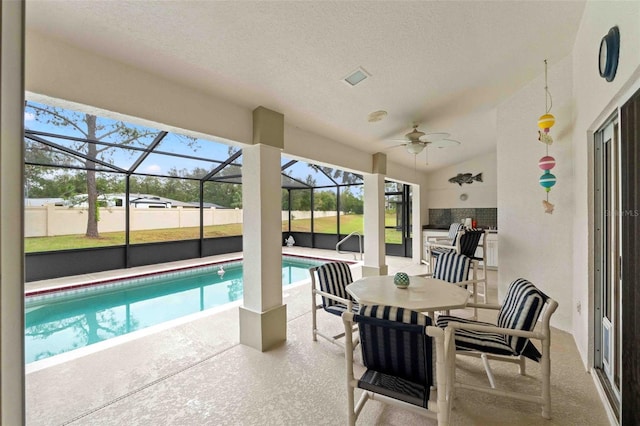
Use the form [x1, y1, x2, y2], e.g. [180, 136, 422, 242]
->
[24, 194, 230, 209]
[120, 194, 229, 209]
[24, 198, 65, 206]
[187, 202, 230, 209]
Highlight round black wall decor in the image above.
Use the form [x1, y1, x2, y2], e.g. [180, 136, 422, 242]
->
[599, 26, 620, 82]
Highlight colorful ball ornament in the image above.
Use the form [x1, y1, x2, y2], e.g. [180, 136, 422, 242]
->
[539, 170, 557, 192]
[538, 113, 555, 133]
[538, 155, 556, 170]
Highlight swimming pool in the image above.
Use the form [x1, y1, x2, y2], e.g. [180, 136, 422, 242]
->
[25, 256, 328, 363]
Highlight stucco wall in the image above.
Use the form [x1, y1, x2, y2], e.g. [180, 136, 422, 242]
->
[496, 1, 640, 366]
[424, 150, 497, 211]
[497, 55, 574, 333]
[25, 31, 253, 147]
[570, 1, 640, 366]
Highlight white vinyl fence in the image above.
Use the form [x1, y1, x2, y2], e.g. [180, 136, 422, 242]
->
[25, 206, 337, 237]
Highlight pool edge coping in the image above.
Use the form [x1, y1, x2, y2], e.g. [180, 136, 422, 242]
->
[25, 253, 356, 297]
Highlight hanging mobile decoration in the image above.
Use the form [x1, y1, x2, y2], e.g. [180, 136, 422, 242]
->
[538, 59, 556, 214]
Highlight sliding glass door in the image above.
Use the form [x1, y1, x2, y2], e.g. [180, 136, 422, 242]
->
[594, 116, 622, 418]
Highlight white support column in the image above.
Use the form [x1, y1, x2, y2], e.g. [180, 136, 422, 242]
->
[1, 0, 26, 423]
[362, 153, 388, 276]
[239, 106, 286, 351]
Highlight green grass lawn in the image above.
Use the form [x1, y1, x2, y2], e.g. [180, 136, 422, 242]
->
[282, 213, 402, 244]
[283, 213, 363, 233]
[25, 223, 243, 253]
[25, 213, 404, 252]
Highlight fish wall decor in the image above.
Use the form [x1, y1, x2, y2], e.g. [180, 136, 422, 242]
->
[448, 173, 483, 186]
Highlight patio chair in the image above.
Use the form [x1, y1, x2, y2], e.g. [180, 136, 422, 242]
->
[343, 305, 451, 425]
[437, 278, 558, 419]
[424, 251, 482, 319]
[425, 228, 487, 303]
[423, 223, 464, 267]
[309, 262, 359, 349]
[427, 223, 464, 247]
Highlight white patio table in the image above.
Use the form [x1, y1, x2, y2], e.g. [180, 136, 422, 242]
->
[346, 275, 470, 315]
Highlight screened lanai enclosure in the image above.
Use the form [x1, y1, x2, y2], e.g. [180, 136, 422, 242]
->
[24, 101, 413, 281]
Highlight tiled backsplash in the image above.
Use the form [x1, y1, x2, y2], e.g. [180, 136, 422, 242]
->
[429, 208, 497, 229]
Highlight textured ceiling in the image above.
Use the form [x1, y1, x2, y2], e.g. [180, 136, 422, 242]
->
[26, 1, 586, 172]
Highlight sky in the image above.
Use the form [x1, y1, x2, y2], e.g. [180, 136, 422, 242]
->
[24, 100, 364, 189]
[24, 101, 238, 178]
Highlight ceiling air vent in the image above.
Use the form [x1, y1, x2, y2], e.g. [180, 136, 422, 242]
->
[343, 67, 370, 86]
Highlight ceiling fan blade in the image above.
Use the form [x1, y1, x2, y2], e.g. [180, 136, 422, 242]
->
[383, 143, 407, 150]
[386, 126, 460, 163]
[421, 132, 450, 142]
[431, 138, 461, 148]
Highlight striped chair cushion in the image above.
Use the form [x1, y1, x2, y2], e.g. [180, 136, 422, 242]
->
[315, 262, 355, 310]
[430, 247, 454, 261]
[436, 315, 519, 357]
[436, 278, 549, 362]
[436, 315, 517, 356]
[356, 306, 434, 407]
[360, 305, 431, 326]
[448, 223, 464, 241]
[432, 252, 471, 283]
[457, 229, 484, 258]
[497, 278, 549, 358]
[324, 301, 359, 316]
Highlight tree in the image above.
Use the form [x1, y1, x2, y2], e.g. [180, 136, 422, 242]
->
[130, 175, 165, 199]
[201, 160, 243, 208]
[26, 307, 136, 362]
[205, 181, 242, 208]
[310, 164, 361, 185]
[25, 168, 86, 199]
[26, 101, 159, 238]
[340, 188, 363, 214]
[314, 190, 336, 211]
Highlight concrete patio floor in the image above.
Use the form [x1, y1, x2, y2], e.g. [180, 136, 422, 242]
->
[24, 248, 608, 425]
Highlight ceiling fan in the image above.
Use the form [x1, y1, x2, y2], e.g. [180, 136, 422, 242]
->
[388, 124, 460, 163]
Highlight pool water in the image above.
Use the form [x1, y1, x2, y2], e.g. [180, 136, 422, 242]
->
[25, 256, 325, 363]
